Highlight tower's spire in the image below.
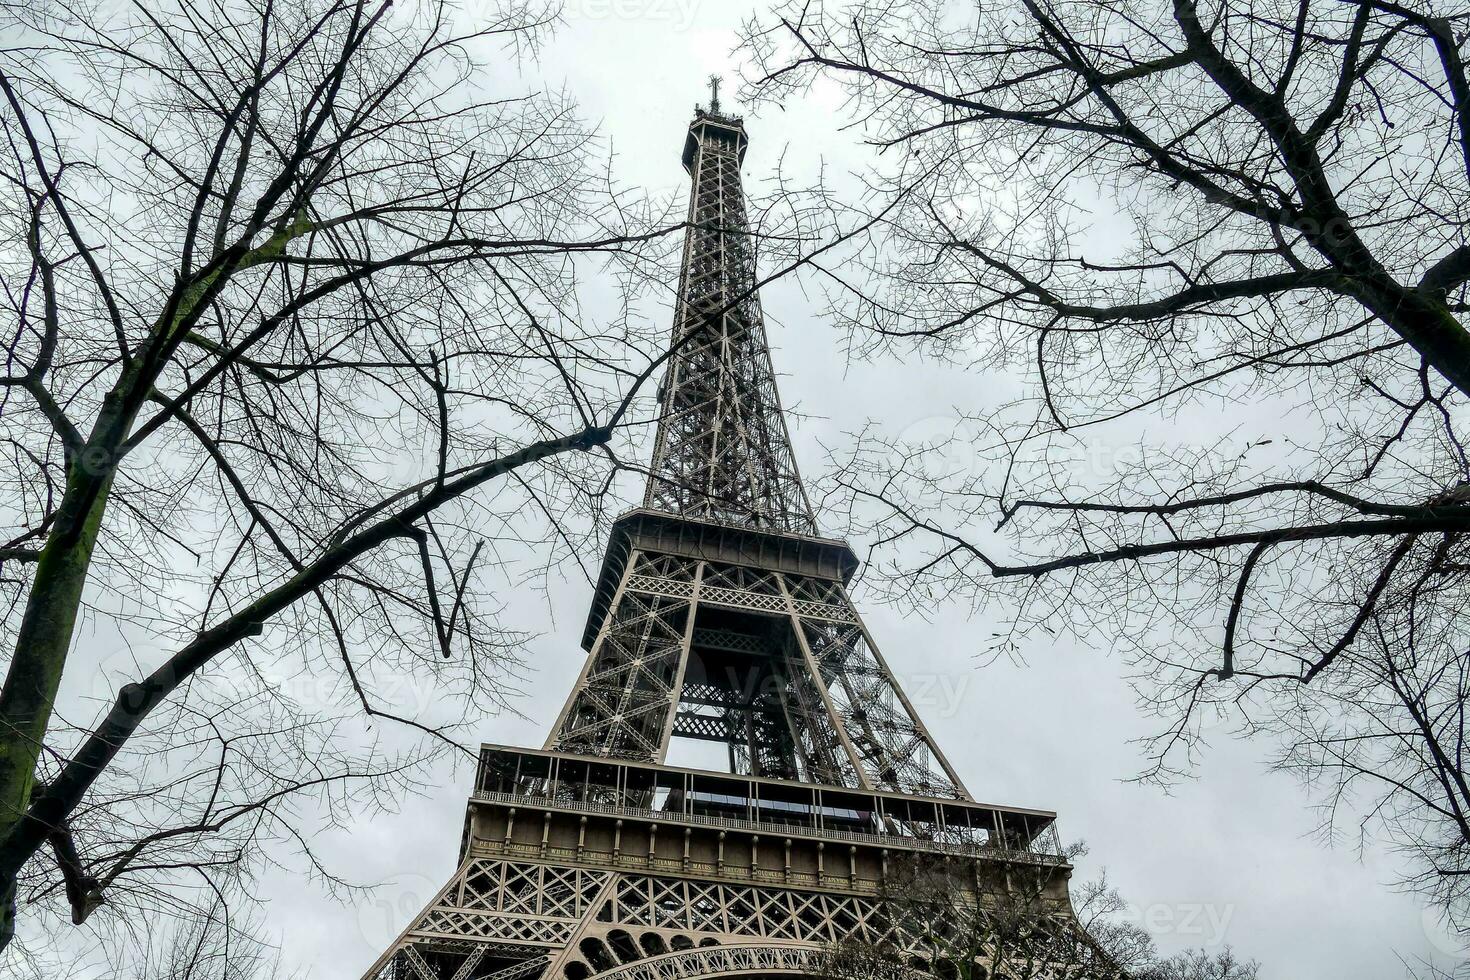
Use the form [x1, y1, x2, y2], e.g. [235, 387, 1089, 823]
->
[643, 103, 817, 534]
[707, 73, 721, 113]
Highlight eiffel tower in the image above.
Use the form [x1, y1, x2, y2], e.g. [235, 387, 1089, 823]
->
[362, 85, 1071, 980]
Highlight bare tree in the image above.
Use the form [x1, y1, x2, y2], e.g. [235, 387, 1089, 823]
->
[820, 850, 1257, 980]
[740, 0, 1470, 933]
[1273, 562, 1470, 922]
[0, 0, 695, 956]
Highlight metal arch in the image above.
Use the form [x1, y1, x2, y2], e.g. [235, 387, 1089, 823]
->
[583, 943, 935, 980]
[584, 943, 830, 980]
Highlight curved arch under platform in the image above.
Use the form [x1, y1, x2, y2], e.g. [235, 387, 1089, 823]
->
[583, 943, 828, 980]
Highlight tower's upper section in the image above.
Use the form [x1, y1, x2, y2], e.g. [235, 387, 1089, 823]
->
[641, 105, 817, 536]
[680, 108, 746, 171]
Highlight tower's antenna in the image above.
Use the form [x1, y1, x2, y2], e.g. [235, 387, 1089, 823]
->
[708, 73, 721, 113]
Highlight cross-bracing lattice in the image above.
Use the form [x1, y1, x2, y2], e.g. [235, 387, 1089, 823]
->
[364, 854, 1087, 980]
[642, 111, 814, 535]
[548, 551, 962, 798]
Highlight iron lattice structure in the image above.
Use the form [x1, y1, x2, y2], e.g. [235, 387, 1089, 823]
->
[642, 107, 813, 534]
[362, 99, 1073, 980]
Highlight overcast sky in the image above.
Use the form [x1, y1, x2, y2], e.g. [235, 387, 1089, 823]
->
[237, 3, 1464, 978]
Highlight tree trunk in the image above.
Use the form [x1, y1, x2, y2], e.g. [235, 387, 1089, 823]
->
[0, 466, 114, 946]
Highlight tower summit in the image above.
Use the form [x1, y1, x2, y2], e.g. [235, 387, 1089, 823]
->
[647, 89, 811, 536]
[363, 97, 1070, 980]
